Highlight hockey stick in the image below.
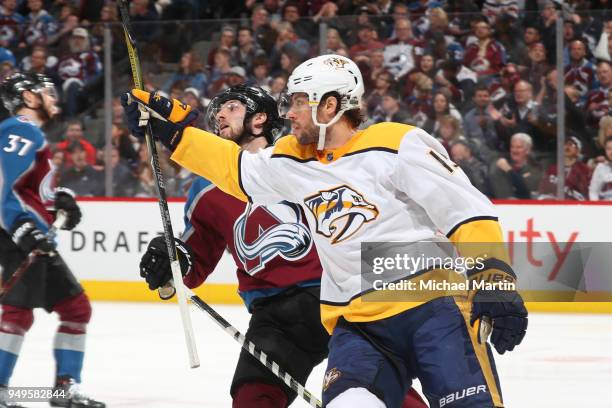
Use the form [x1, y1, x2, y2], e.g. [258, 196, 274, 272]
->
[0, 211, 67, 301]
[117, 0, 199, 369]
[184, 288, 323, 408]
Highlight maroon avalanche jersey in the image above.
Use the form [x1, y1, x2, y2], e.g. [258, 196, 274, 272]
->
[181, 176, 322, 309]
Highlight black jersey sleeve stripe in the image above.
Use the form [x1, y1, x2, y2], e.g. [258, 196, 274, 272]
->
[445, 216, 499, 238]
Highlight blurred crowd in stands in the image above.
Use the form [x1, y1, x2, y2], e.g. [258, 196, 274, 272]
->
[1, 0, 611, 200]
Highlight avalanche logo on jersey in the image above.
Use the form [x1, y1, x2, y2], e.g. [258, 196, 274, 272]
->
[304, 185, 379, 244]
[234, 201, 313, 275]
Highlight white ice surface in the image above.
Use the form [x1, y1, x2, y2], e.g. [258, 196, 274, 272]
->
[10, 302, 612, 407]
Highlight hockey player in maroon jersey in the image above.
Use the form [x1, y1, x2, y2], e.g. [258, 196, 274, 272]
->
[136, 85, 428, 408]
[0, 73, 104, 407]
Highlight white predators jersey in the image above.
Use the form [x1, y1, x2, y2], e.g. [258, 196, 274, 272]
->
[172, 122, 505, 333]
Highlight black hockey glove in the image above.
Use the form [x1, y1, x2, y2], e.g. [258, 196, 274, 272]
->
[139, 236, 193, 294]
[11, 219, 56, 255]
[469, 262, 528, 355]
[53, 187, 81, 230]
[120, 90, 199, 151]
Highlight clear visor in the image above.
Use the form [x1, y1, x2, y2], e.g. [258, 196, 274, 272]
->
[204, 98, 245, 133]
[278, 91, 312, 119]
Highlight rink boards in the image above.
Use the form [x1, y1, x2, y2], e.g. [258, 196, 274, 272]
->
[56, 198, 612, 313]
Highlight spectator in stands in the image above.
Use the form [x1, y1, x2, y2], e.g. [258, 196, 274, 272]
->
[110, 146, 137, 196]
[536, 69, 588, 153]
[463, 83, 503, 160]
[564, 39, 596, 99]
[20, 46, 60, 88]
[366, 70, 394, 118]
[436, 59, 477, 107]
[250, 4, 276, 54]
[316, 27, 347, 56]
[362, 48, 387, 91]
[349, 23, 384, 62]
[46, 4, 78, 50]
[312, 1, 346, 34]
[57, 27, 103, 116]
[232, 27, 264, 75]
[207, 25, 236, 68]
[281, 1, 314, 41]
[134, 161, 156, 197]
[269, 73, 287, 101]
[383, 17, 423, 81]
[522, 42, 549, 95]
[402, 53, 434, 98]
[111, 123, 138, 168]
[58, 142, 104, 197]
[373, 90, 411, 124]
[463, 18, 506, 80]
[207, 47, 232, 95]
[23, 0, 58, 48]
[489, 132, 542, 199]
[129, 0, 160, 43]
[405, 72, 434, 128]
[181, 87, 207, 129]
[209, 65, 247, 96]
[434, 115, 464, 154]
[538, 136, 592, 200]
[0, 0, 25, 51]
[271, 22, 309, 64]
[421, 8, 465, 62]
[500, 80, 552, 154]
[514, 23, 541, 69]
[450, 139, 490, 195]
[536, 1, 559, 64]
[249, 56, 272, 90]
[275, 47, 302, 77]
[162, 51, 207, 96]
[594, 116, 612, 161]
[424, 90, 462, 134]
[586, 61, 611, 126]
[56, 120, 97, 167]
[589, 136, 612, 200]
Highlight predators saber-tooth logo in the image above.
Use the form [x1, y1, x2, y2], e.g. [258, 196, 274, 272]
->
[323, 56, 348, 69]
[304, 185, 379, 244]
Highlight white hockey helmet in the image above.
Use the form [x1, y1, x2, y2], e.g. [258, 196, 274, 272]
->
[281, 54, 364, 150]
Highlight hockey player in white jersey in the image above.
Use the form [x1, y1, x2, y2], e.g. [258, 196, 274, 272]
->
[122, 54, 528, 408]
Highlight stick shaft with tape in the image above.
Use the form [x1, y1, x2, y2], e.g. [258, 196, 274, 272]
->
[117, 0, 199, 368]
[184, 288, 322, 407]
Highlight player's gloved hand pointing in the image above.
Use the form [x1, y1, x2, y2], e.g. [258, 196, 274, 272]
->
[469, 263, 528, 355]
[120, 90, 199, 151]
[10, 219, 56, 255]
[139, 236, 194, 299]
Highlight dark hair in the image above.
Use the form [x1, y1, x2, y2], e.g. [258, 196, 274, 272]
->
[66, 119, 83, 129]
[238, 26, 253, 35]
[474, 82, 490, 94]
[321, 91, 363, 129]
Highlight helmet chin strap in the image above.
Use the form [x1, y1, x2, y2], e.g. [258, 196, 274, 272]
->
[311, 105, 345, 151]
